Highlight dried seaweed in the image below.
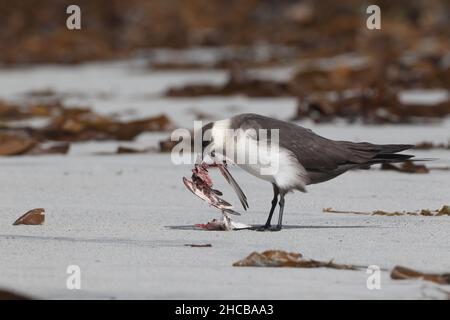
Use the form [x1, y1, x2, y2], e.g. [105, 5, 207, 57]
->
[159, 137, 186, 153]
[2, 1, 449, 66]
[13, 208, 45, 226]
[414, 141, 450, 150]
[233, 250, 358, 270]
[37, 113, 173, 142]
[116, 146, 154, 154]
[381, 161, 449, 173]
[0, 100, 26, 120]
[323, 205, 450, 216]
[1, 101, 175, 156]
[0, 288, 31, 300]
[0, 99, 62, 121]
[391, 266, 450, 285]
[381, 161, 429, 174]
[166, 71, 293, 98]
[0, 132, 37, 156]
[322, 208, 371, 215]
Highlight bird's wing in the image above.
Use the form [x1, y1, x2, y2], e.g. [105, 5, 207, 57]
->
[235, 114, 382, 172]
[280, 129, 381, 171]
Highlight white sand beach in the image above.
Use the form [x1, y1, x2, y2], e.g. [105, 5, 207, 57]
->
[0, 60, 449, 299]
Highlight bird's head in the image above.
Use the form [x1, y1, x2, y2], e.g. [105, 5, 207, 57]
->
[197, 119, 231, 163]
[199, 121, 215, 161]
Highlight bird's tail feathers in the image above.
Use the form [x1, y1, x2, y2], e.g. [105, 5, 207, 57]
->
[367, 155, 435, 165]
[377, 144, 414, 154]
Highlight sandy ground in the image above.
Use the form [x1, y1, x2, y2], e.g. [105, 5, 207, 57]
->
[0, 59, 449, 299]
[0, 152, 449, 299]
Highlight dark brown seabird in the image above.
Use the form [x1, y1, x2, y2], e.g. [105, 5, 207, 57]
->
[200, 113, 415, 231]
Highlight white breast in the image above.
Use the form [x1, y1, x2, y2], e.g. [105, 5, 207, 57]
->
[212, 126, 308, 192]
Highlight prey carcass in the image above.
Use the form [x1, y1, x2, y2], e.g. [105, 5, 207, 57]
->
[183, 162, 250, 230]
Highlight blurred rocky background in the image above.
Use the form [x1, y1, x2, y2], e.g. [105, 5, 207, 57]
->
[0, 0, 448, 64]
[0, 0, 449, 155]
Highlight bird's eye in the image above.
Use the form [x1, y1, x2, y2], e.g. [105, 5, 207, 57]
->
[201, 140, 210, 153]
[201, 138, 215, 160]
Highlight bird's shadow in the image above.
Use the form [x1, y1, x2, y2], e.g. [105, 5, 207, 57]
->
[165, 224, 378, 231]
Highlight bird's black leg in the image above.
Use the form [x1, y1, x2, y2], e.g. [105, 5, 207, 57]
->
[273, 193, 285, 231]
[256, 184, 279, 231]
